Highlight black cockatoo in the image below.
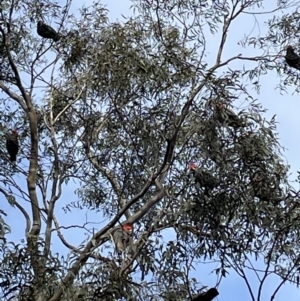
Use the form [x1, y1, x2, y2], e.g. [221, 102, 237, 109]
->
[37, 21, 61, 42]
[6, 130, 19, 162]
[285, 45, 300, 70]
[189, 163, 218, 194]
[112, 223, 133, 254]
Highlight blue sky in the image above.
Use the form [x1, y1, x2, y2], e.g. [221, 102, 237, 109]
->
[2, 0, 300, 300]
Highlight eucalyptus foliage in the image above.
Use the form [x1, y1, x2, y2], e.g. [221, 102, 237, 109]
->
[0, 0, 299, 300]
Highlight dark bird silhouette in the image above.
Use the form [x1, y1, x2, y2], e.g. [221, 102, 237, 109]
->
[6, 130, 19, 162]
[285, 45, 300, 70]
[189, 163, 218, 194]
[37, 21, 61, 42]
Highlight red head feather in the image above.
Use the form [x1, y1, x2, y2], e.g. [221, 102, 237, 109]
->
[189, 163, 198, 170]
[11, 129, 18, 135]
[122, 223, 133, 232]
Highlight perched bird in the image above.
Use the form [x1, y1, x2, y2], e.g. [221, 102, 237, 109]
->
[285, 45, 300, 70]
[6, 130, 19, 162]
[215, 103, 245, 129]
[189, 163, 218, 194]
[37, 21, 61, 42]
[112, 223, 133, 254]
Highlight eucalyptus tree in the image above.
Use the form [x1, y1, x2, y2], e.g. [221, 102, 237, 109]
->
[0, 0, 299, 300]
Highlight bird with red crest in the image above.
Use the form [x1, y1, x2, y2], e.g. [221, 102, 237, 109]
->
[189, 162, 218, 195]
[6, 129, 19, 162]
[285, 45, 300, 71]
[112, 223, 134, 254]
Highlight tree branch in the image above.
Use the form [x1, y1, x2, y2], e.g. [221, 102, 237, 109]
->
[51, 214, 81, 252]
[0, 9, 41, 241]
[0, 81, 27, 110]
[0, 187, 31, 234]
[82, 115, 131, 216]
[43, 64, 61, 261]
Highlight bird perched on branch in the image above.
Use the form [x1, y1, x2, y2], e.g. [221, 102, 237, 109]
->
[112, 223, 133, 254]
[215, 103, 245, 129]
[285, 45, 300, 71]
[37, 21, 61, 42]
[6, 130, 19, 162]
[189, 163, 218, 195]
